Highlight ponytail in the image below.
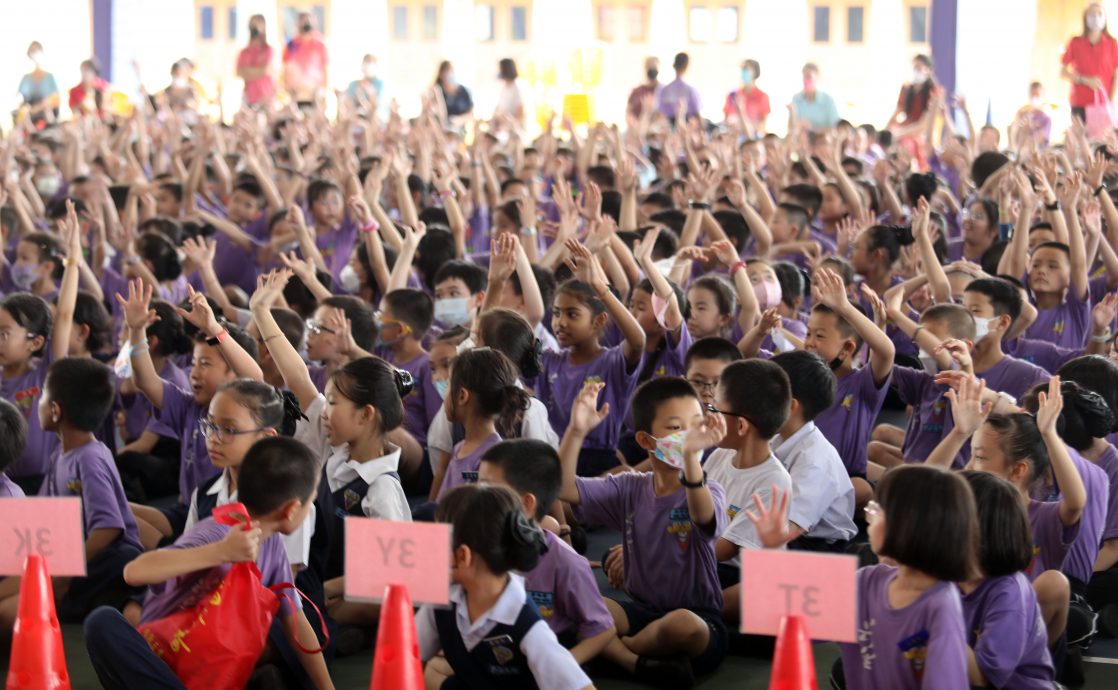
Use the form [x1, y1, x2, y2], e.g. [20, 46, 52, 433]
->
[477, 308, 542, 379]
[219, 379, 308, 436]
[450, 348, 530, 430]
[436, 484, 546, 575]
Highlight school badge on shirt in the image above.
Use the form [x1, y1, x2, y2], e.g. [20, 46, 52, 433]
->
[897, 629, 929, 680]
[483, 634, 517, 670]
[343, 489, 361, 511]
[840, 394, 854, 411]
[667, 507, 692, 551]
[1051, 320, 1066, 335]
[66, 477, 82, 494]
[726, 504, 741, 521]
[528, 590, 554, 618]
[13, 386, 39, 418]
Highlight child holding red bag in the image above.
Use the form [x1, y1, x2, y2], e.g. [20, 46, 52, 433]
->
[84, 437, 333, 690]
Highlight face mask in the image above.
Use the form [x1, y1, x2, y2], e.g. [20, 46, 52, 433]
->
[433, 378, 450, 400]
[972, 317, 996, 342]
[653, 257, 675, 278]
[173, 77, 188, 89]
[918, 349, 938, 374]
[435, 297, 472, 327]
[803, 76, 816, 91]
[1030, 97, 1042, 108]
[753, 280, 783, 311]
[771, 330, 796, 353]
[828, 354, 845, 371]
[10, 263, 38, 290]
[445, 73, 456, 87]
[29, 51, 44, 65]
[647, 68, 659, 81]
[249, 26, 262, 39]
[652, 431, 688, 469]
[301, 22, 313, 33]
[339, 264, 361, 293]
[911, 69, 928, 85]
[35, 175, 61, 197]
[741, 68, 754, 85]
[1088, 15, 1107, 32]
[363, 64, 377, 80]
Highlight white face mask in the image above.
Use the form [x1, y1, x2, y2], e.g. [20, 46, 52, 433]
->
[435, 297, 471, 327]
[339, 264, 361, 292]
[652, 431, 688, 469]
[363, 64, 378, 80]
[1088, 14, 1107, 32]
[912, 69, 928, 85]
[918, 349, 939, 374]
[173, 76, 188, 89]
[29, 51, 44, 65]
[972, 317, 997, 342]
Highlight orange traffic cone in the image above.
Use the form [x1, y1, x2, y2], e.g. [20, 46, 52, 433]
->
[369, 584, 423, 690]
[5, 554, 69, 690]
[769, 614, 816, 690]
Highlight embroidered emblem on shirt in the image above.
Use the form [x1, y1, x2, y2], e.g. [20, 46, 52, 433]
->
[667, 507, 692, 551]
[654, 366, 667, 376]
[840, 394, 854, 411]
[528, 590, 554, 619]
[1026, 542, 1042, 577]
[727, 504, 741, 520]
[343, 489, 361, 511]
[897, 629, 929, 679]
[484, 634, 517, 667]
[66, 477, 82, 494]
[13, 386, 40, 417]
[1052, 320, 1065, 335]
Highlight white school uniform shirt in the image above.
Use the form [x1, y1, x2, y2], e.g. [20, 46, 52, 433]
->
[296, 394, 411, 522]
[704, 449, 792, 564]
[184, 468, 316, 569]
[771, 421, 857, 543]
[415, 573, 591, 690]
[426, 383, 559, 468]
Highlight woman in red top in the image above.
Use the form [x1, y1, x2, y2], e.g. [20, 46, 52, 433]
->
[236, 14, 275, 108]
[1061, 2, 1118, 122]
[68, 59, 108, 117]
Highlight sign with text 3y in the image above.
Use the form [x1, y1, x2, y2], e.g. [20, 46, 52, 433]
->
[344, 518, 451, 606]
[0, 498, 85, 576]
[740, 549, 856, 643]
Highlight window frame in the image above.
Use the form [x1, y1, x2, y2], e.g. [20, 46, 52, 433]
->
[812, 5, 831, 44]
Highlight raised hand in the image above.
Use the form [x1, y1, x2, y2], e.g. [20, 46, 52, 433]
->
[177, 285, 222, 337]
[1035, 375, 1064, 438]
[1093, 293, 1118, 332]
[758, 307, 782, 335]
[181, 236, 216, 271]
[279, 251, 317, 284]
[635, 227, 660, 267]
[488, 232, 518, 284]
[61, 199, 82, 261]
[347, 194, 374, 227]
[943, 374, 991, 439]
[860, 284, 887, 329]
[812, 267, 849, 311]
[569, 380, 609, 434]
[564, 239, 609, 295]
[682, 411, 727, 455]
[709, 239, 742, 269]
[935, 338, 974, 372]
[744, 486, 794, 549]
[114, 278, 159, 331]
[725, 179, 748, 210]
[324, 307, 358, 357]
[578, 181, 603, 223]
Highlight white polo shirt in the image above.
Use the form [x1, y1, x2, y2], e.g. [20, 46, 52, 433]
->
[772, 421, 857, 543]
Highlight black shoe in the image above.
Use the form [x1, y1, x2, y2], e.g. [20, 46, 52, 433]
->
[569, 524, 587, 555]
[635, 654, 694, 689]
[1058, 646, 1086, 687]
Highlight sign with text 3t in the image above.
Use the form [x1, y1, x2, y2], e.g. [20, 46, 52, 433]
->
[0, 498, 85, 576]
[740, 549, 856, 642]
[344, 518, 451, 606]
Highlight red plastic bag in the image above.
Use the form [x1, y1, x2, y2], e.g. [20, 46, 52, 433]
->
[137, 504, 283, 690]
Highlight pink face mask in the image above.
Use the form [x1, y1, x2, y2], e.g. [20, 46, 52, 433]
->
[803, 76, 816, 91]
[753, 280, 783, 310]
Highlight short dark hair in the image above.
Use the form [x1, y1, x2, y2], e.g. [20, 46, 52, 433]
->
[322, 296, 376, 351]
[776, 202, 810, 232]
[0, 399, 27, 474]
[875, 465, 978, 582]
[239, 437, 319, 516]
[920, 303, 977, 341]
[782, 184, 823, 218]
[718, 360, 791, 439]
[673, 52, 690, 71]
[20, 232, 65, 279]
[587, 165, 616, 190]
[45, 358, 115, 432]
[306, 178, 342, 207]
[509, 264, 556, 316]
[772, 261, 806, 308]
[478, 309, 542, 379]
[688, 276, 736, 319]
[416, 228, 457, 290]
[330, 357, 407, 432]
[271, 307, 306, 352]
[961, 471, 1033, 577]
[72, 291, 112, 354]
[434, 259, 487, 295]
[631, 377, 700, 435]
[438, 484, 546, 573]
[481, 439, 561, 521]
[771, 351, 836, 422]
[1032, 241, 1071, 260]
[233, 178, 265, 203]
[713, 210, 749, 253]
[810, 303, 866, 349]
[135, 232, 183, 281]
[684, 337, 742, 373]
[971, 151, 1009, 189]
[498, 58, 519, 81]
[1058, 356, 1118, 434]
[965, 277, 1022, 324]
[383, 289, 434, 339]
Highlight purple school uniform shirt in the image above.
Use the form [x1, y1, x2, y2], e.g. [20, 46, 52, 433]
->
[1, 347, 57, 478]
[1025, 286, 1091, 349]
[1005, 337, 1080, 374]
[158, 380, 217, 503]
[815, 366, 892, 477]
[0, 474, 25, 497]
[1026, 500, 1078, 581]
[573, 472, 726, 612]
[121, 360, 190, 441]
[857, 276, 917, 358]
[437, 432, 502, 500]
[308, 363, 329, 393]
[1062, 449, 1108, 584]
[840, 564, 969, 690]
[40, 440, 142, 551]
[891, 366, 963, 467]
[1097, 444, 1118, 543]
[523, 530, 613, 640]
[139, 518, 298, 624]
[976, 355, 1050, 401]
[212, 215, 268, 295]
[538, 345, 642, 451]
[314, 216, 358, 287]
[645, 326, 692, 379]
[385, 350, 441, 448]
[962, 573, 1054, 690]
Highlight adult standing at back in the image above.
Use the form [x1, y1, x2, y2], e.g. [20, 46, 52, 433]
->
[627, 56, 660, 119]
[722, 59, 769, 133]
[17, 42, 59, 128]
[236, 14, 275, 108]
[283, 11, 328, 106]
[791, 63, 839, 131]
[1061, 2, 1118, 124]
[494, 58, 526, 127]
[657, 52, 701, 124]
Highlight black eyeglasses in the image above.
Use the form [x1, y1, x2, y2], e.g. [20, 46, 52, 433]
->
[687, 379, 717, 394]
[704, 403, 752, 421]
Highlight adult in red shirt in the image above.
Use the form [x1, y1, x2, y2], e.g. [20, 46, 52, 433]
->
[722, 59, 770, 134]
[1061, 2, 1118, 122]
[283, 11, 328, 105]
[886, 54, 941, 170]
[236, 13, 275, 108]
[68, 59, 108, 117]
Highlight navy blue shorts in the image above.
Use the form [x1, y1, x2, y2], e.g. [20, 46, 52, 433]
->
[614, 598, 728, 675]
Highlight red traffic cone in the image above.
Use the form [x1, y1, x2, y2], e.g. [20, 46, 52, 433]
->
[370, 584, 424, 690]
[769, 614, 816, 690]
[6, 554, 69, 690]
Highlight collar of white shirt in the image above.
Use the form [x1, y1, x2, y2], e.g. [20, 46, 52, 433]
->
[772, 421, 816, 460]
[205, 468, 234, 499]
[333, 442, 402, 485]
[450, 573, 528, 649]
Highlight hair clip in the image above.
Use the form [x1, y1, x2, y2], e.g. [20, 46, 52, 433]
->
[394, 367, 415, 398]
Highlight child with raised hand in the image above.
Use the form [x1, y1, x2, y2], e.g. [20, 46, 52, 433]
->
[0, 399, 27, 498]
[835, 465, 976, 690]
[539, 240, 646, 476]
[430, 347, 531, 502]
[483, 232, 548, 339]
[478, 439, 615, 664]
[685, 275, 737, 341]
[559, 378, 729, 687]
[0, 358, 141, 630]
[0, 199, 82, 494]
[84, 437, 334, 690]
[417, 484, 592, 690]
[631, 226, 690, 377]
[807, 267, 895, 503]
[959, 471, 1056, 688]
[119, 278, 263, 535]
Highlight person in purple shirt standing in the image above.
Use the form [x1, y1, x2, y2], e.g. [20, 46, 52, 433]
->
[479, 440, 615, 664]
[656, 52, 701, 123]
[837, 465, 975, 690]
[4, 358, 141, 627]
[559, 378, 728, 687]
[807, 268, 894, 508]
[0, 399, 27, 498]
[959, 471, 1055, 689]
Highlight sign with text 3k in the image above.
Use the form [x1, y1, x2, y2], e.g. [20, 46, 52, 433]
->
[0, 498, 85, 576]
[344, 518, 451, 606]
[740, 549, 857, 643]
